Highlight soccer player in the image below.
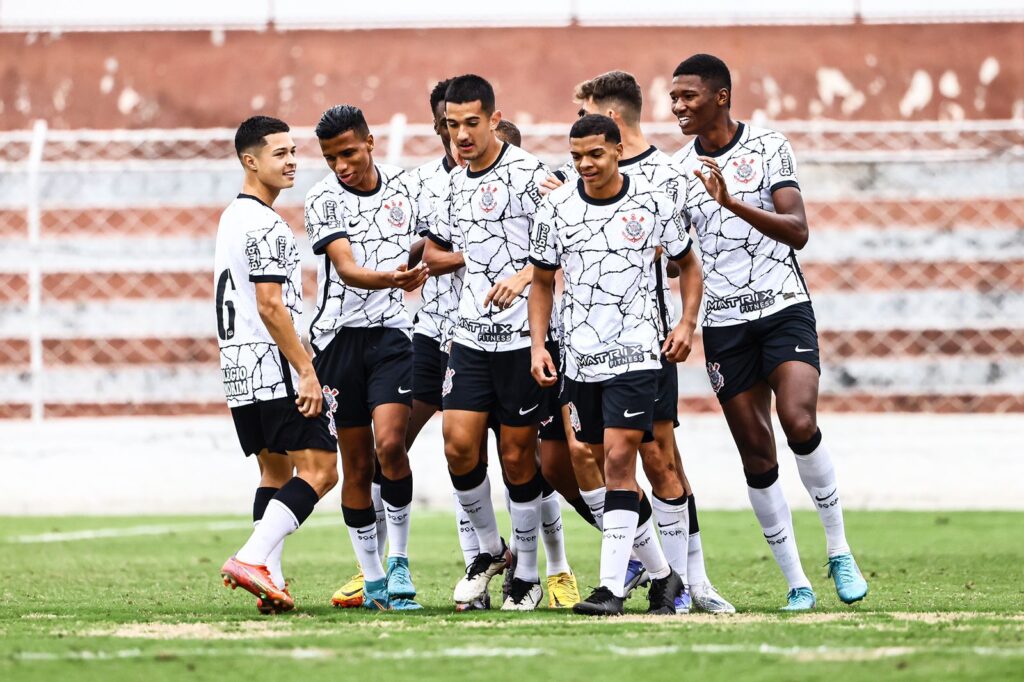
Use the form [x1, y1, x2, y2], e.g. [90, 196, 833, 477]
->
[216, 116, 339, 614]
[423, 74, 552, 611]
[529, 114, 702, 616]
[545, 70, 735, 613]
[305, 105, 428, 611]
[494, 119, 522, 147]
[670, 54, 868, 610]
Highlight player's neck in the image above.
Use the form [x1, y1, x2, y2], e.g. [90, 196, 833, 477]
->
[241, 177, 279, 207]
[350, 163, 379, 193]
[696, 116, 740, 154]
[619, 126, 649, 160]
[585, 172, 624, 201]
[468, 136, 503, 173]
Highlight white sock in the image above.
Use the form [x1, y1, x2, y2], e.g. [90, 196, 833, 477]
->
[632, 517, 670, 580]
[384, 501, 411, 559]
[454, 475, 502, 556]
[687, 532, 708, 588]
[793, 435, 851, 558]
[509, 494, 542, 583]
[504, 487, 517, 556]
[346, 520, 385, 582]
[748, 480, 811, 590]
[540, 491, 571, 576]
[236, 499, 297, 565]
[371, 481, 387, 563]
[599, 507, 639, 597]
[453, 492, 479, 567]
[652, 496, 689, 584]
[252, 521, 286, 589]
[579, 487, 606, 530]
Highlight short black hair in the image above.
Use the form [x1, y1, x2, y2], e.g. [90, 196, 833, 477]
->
[673, 53, 732, 94]
[445, 74, 496, 115]
[570, 114, 621, 145]
[574, 71, 643, 123]
[315, 104, 370, 140]
[495, 119, 522, 147]
[430, 78, 453, 115]
[234, 115, 289, 157]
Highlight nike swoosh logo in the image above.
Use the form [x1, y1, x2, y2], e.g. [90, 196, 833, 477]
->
[657, 521, 679, 528]
[514, 527, 536, 534]
[543, 520, 560, 528]
[462, 499, 480, 507]
[795, 346, 815, 353]
[603, 526, 628, 531]
[397, 387, 412, 394]
[348, 220, 359, 228]
[385, 506, 404, 513]
[763, 528, 785, 539]
[623, 409, 644, 418]
[519, 404, 539, 415]
[459, 519, 471, 526]
[814, 488, 837, 502]
[564, 229, 586, 240]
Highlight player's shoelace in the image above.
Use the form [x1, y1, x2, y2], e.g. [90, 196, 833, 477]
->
[507, 578, 536, 604]
[583, 586, 619, 605]
[465, 552, 497, 580]
[827, 555, 858, 584]
[647, 576, 675, 609]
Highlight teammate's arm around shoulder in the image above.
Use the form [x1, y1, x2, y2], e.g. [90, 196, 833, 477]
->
[254, 282, 322, 417]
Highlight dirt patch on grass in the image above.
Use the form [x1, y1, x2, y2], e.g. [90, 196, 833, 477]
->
[87, 621, 296, 640]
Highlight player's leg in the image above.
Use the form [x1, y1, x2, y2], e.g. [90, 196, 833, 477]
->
[254, 450, 294, 594]
[538, 393, 582, 608]
[370, 460, 387, 563]
[563, 403, 607, 529]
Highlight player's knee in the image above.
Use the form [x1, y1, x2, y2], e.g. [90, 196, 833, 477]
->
[374, 433, 407, 467]
[780, 410, 816, 444]
[501, 448, 536, 485]
[567, 441, 595, 470]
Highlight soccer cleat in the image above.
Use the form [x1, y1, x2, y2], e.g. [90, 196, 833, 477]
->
[547, 572, 581, 608]
[501, 578, 543, 611]
[454, 592, 491, 612]
[257, 585, 294, 615]
[502, 552, 518, 603]
[690, 582, 736, 614]
[454, 539, 511, 605]
[828, 553, 869, 604]
[221, 557, 294, 612]
[646, 570, 684, 615]
[362, 577, 390, 611]
[572, 586, 625, 616]
[781, 586, 817, 611]
[673, 586, 692, 614]
[330, 568, 365, 608]
[386, 557, 422, 610]
[623, 559, 649, 598]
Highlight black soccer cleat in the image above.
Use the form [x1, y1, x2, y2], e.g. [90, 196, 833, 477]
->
[646, 569, 684, 615]
[572, 586, 625, 616]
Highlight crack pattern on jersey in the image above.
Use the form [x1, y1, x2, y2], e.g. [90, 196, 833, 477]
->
[304, 164, 418, 352]
[559, 146, 689, 340]
[530, 176, 692, 382]
[430, 142, 550, 352]
[410, 156, 463, 345]
[673, 123, 809, 327]
[214, 195, 302, 407]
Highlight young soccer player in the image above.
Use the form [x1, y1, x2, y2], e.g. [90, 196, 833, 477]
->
[216, 116, 339, 614]
[670, 54, 868, 610]
[529, 114, 703, 616]
[305, 105, 428, 611]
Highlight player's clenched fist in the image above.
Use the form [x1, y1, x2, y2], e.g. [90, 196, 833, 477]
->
[295, 370, 324, 417]
[661, 324, 694, 364]
[531, 347, 558, 387]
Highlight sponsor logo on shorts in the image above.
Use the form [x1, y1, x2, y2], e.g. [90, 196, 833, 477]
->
[322, 385, 340, 437]
[795, 346, 815, 353]
[578, 344, 646, 369]
[706, 362, 725, 394]
[459, 319, 514, 343]
[441, 367, 455, 398]
[706, 290, 776, 315]
[519, 404, 539, 415]
[384, 199, 406, 228]
[621, 214, 647, 244]
[567, 401, 582, 433]
[623, 409, 644, 418]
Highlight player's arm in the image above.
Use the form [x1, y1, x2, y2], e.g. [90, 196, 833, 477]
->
[422, 235, 465, 275]
[694, 155, 809, 249]
[654, 246, 681, 278]
[255, 281, 323, 418]
[325, 237, 428, 292]
[485, 263, 533, 310]
[527, 265, 558, 387]
[661, 246, 702, 363]
[408, 237, 426, 268]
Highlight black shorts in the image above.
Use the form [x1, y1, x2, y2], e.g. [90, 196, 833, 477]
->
[562, 370, 658, 445]
[230, 396, 336, 457]
[313, 327, 413, 428]
[653, 352, 679, 426]
[442, 343, 548, 427]
[539, 341, 566, 441]
[702, 301, 821, 405]
[412, 333, 448, 407]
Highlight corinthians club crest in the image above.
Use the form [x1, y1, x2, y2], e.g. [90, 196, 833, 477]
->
[731, 156, 758, 185]
[384, 199, 406, 228]
[621, 213, 646, 244]
[478, 184, 499, 213]
[706, 362, 725, 394]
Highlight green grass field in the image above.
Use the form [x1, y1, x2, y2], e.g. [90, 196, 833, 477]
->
[2, 511, 1022, 681]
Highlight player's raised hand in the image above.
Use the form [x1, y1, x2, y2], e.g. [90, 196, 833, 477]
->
[484, 270, 529, 309]
[531, 347, 558, 387]
[694, 155, 733, 208]
[540, 174, 564, 196]
[392, 262, 429, 291]
[295, 370, 324, 418]
[662, 323, 694, 363]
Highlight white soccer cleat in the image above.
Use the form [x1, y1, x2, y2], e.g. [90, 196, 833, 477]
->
[500, 578, 543, 611]
[453, 541, 511, 605]
[691, 581, 736, 614]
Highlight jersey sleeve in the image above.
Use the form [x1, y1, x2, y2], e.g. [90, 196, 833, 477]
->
[529, 200, 560, 270]
[410, 170, 433, 237]
[766, 133, 800, 194]
[304, 187, 349, 255]
[425, 178, 454, 251]
[658, 195, 693, 261]
[520, 162, 551, 221]
[246, 220, 294, 283]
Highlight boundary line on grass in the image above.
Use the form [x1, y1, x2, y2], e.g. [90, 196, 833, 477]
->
[5, 517, 343, 544]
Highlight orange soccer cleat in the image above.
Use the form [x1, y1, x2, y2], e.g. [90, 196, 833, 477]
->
[257, 585, 294, 615]
[221, 556, 294, 612]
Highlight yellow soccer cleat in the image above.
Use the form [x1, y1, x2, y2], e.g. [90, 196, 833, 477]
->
[331, 569, 365, 608]
[547, 571, 581, 608]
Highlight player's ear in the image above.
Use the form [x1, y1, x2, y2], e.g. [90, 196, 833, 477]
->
[365, 133, 375, 153]
[614, 142, 624, 157]
[718, 88, 730, 108]
[490, 109, 502, 131]
[241, 151, 258, 173]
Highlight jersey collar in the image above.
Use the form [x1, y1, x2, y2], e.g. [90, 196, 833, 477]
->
[619, 145, 657, 167]
[466, 141, 509, 179]
[577, 174, 630, 206]
[237, 193, 274, 210]
[694, 121, 745, 158]
[335, 167, 383, 197]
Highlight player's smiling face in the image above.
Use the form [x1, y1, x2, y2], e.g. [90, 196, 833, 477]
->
[570, 134, 622, 194]
[246, 132, 296, 190]
[669, 75, 726, 136]
[445, 100, 500, 162]
[319, 129, 376, 191]
[433, 99, 454, 156]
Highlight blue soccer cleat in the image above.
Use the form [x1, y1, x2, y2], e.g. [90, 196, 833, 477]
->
[363, 577, 390, 611]
[674, 585, 692, 614]
[624, 559, 649, 598]
[828, 553, 868, 604]
[386, 557, 423, 610]
[780, 586, 816, 611]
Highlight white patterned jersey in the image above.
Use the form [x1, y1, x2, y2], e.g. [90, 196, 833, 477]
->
[673, 122, 810, 327]
[410, 156, 463, 345]
[304, 164, 419, 352]
[557, 146, 689, 340]
[429, 142, 549, 352]
[530, 175, 692, 382]
[213, 194, 303, 407]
